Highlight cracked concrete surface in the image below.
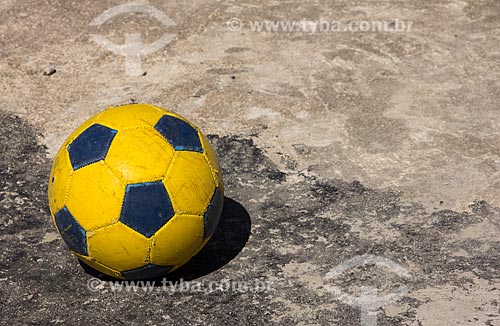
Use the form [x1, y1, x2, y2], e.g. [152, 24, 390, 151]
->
[0, 0, 499, 325]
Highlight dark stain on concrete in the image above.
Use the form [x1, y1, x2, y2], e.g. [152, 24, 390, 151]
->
[1, 113, 499, 325]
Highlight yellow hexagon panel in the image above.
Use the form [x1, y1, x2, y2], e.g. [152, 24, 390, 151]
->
[74, 252, 123, 279]
[150, 214, 204, 267]
[144, 104, 189, 123]
[48, 148, 73, 215]
[66, 162, 125, 230]
[200, 132, 220, 172]
[105, 127, 174, 183]
[87, 222, 150, 272]
[200, 132, 224, 190]
[163, 151, 215, 215]
[94, 104, 165, 130]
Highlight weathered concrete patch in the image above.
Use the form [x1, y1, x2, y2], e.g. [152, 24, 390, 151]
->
[2, 113, 498, 325]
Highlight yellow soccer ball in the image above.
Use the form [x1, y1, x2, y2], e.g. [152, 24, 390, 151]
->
[48, 104, 223, 280]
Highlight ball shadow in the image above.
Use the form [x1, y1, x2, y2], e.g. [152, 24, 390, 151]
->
[80, 196, 251, 282]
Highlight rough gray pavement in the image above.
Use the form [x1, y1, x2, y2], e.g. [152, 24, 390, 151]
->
[1, 0, 499, 325]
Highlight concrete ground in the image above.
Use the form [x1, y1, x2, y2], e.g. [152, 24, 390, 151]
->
[1, 0, 499, 325]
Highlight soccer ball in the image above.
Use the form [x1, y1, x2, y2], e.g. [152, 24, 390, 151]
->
[48, 104, 223, 280]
